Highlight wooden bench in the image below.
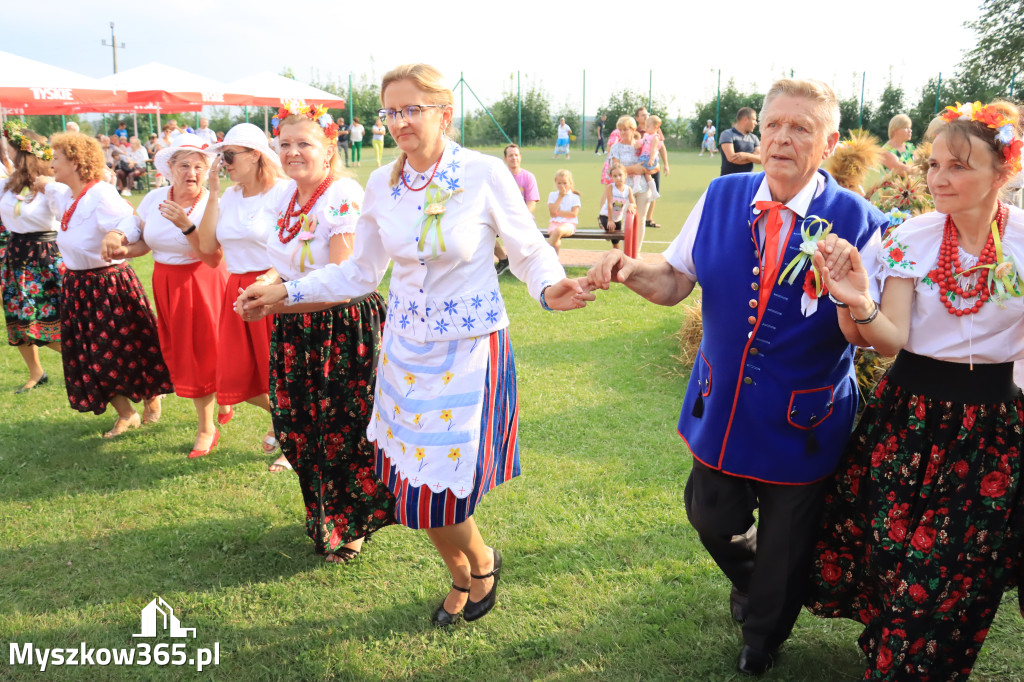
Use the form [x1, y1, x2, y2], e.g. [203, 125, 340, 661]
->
[539, 228, 623, 241]
[539, 213, 641, 257]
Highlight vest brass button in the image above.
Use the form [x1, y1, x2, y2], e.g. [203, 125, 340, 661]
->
[752, 266, 760, 275]
[751, 283, 759, 291]
[750, 348, 759, 355]
[743, 377, 753, 385]
[748, 299, 757, 308]
[747, 316, 756, 324]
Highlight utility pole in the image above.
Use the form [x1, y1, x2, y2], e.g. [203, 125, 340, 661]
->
[101, 22, 125, 73]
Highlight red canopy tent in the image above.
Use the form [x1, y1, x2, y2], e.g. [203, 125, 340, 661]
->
[0, 51, 125, 116]
[96, 63, 248, 111]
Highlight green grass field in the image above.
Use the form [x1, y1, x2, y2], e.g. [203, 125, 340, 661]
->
[2, 148, 1023, 681]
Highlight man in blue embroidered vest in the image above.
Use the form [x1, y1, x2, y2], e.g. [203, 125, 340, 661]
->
[587, 79, 886, 676]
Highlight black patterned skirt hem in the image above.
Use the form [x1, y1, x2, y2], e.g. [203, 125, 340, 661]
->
[61, 263, 174, 415]
[270, 294, 396, 555]
[808, 352, 1024, 680]
[3, 232, 64, 346]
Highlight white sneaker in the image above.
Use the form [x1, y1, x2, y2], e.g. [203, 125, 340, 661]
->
[121, 189, 132, 197]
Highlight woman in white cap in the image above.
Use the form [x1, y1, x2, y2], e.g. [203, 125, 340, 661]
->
[119, 133, 230, 457]
[197, 123, 291, 470]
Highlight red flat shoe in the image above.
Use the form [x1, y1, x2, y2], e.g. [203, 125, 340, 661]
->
[217, 407, 234, 425]
[188, 430, 220, 459]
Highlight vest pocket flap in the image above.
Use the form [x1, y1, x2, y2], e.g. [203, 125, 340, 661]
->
[787, 385, 834, 430]
[696, 350, 712, 396]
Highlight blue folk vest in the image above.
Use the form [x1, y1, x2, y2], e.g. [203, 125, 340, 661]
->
[679, 170, 887, 484]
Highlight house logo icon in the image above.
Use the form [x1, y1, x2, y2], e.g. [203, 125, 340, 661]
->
[133, 597, 196, 638]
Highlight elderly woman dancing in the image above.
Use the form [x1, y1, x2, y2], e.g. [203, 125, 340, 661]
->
[239, 64, 592, 623]
[0, 123, 64, 393]
[809, 101, 1024, 680]
[35, 132, 170, 436]
[120, 133, 230, 457]
[197, 123, 291, 469]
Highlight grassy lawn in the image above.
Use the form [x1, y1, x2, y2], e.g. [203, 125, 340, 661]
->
[2, 148, 1023, 680]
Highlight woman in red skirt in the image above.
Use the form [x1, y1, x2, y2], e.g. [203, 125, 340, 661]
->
[809, 101, 1024, 680]
[197, 123, 291, 470]
[121, 133, 230, 457]
[36, 133, 170, 436]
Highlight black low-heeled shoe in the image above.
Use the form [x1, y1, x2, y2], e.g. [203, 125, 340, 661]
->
[431, 582, 470, 627]
[464, 548, 502, 622]
[14, 372, 48, 395]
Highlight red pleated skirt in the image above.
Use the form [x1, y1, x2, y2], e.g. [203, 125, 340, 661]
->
[152, 260, 227, 399]
[216, 269, 273, 405]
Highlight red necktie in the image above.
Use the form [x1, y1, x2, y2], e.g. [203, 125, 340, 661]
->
[754, 200, 785, 309]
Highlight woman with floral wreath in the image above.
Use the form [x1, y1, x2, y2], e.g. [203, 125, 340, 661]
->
[238, 100, 395, 563]
[197, 123, 291, 470]
[35, 132, 170, 436]
[238, 64, 592, 624]
[808, 100, 1024, 680]
[116, 133, 231, 455]
[0, 123, 64, 394]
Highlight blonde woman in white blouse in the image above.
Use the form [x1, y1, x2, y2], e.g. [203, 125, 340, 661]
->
[239, 63, 593, 626]
[198, 123, 291, 470]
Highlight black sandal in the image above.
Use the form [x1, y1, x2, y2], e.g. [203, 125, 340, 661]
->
[464, 548, 502, 622]
[325, 546, 360, 564]
[431, 582, 470, 627]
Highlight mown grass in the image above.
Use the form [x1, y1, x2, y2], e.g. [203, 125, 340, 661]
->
[2, 148, 1022, 681]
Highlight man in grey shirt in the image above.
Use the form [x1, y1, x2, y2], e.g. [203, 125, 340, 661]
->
[719, 107, 761, 175]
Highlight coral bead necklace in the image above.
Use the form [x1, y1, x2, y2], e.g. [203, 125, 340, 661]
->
[278, 174, 334, 244]
[929, 202, 1008, 316]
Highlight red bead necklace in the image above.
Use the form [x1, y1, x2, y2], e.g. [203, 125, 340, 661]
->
[60, 181, 99, 231]
[278, 174, 334, 244]
[400, 154, 444, 192]
[168, 186, 204, 216]
[928, 203, 1008, 316]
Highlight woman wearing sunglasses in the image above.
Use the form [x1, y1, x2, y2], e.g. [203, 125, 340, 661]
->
[197, 123, 291, 469]
[239, 64, 592, 625]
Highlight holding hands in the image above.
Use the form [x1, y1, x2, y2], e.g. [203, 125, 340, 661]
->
[813, 238, 873, 311]
[543, 277, 596, 310]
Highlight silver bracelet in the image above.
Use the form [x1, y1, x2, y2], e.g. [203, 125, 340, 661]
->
[827, 293, 849, 308]
[851, 302, 879, 325]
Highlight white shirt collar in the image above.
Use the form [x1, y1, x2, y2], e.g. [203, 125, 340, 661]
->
[750, 171, 825, 219]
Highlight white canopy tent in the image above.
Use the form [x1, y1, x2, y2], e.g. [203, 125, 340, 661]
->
[227, 72, 345, 131]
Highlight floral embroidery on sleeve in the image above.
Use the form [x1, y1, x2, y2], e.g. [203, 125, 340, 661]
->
[327, 200, 360, 218]
[882, 234, 917, 269]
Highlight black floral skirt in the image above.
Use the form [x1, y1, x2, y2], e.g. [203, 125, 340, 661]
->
[270, 293, 395, 555]
[3, 233, 64, 346]
[808, 352, 1024, 681]
[61, 263, 174, 415]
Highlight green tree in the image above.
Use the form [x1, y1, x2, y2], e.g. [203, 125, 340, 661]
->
[838, 96, 873, 137]
[691, 81, 764, 142]
[868, 82, 906, 141]
[490, 86, 552, 146]
[906, 69, 1007, 142]
[960, 0, 1024, 89]
[596, 89, 669, 140]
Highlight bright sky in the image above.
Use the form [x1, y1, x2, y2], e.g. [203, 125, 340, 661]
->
[9, 0, 980, 120]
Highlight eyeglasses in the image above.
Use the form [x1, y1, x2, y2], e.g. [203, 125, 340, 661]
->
[220, 148, 253, 164]
[377, 105, 448, 125]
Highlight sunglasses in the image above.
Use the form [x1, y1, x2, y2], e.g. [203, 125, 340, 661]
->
[220, 148, 253, 164]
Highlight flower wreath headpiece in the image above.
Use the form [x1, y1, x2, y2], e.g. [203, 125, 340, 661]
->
[940, 101, 1023, 174]
[271, 99, 339, 141]
[2, 121, 53, 161]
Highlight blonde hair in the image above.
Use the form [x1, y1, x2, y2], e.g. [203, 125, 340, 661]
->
[923, 116, 946, 143]
[554, 168, 581, 196]
[278, 115, 347, 178]
[646, 115, 662, 129]
[762, 79, 840, 135]
[616, 115, 636, 130]
[887, 114, 912, 139]
[50, 132, 105, 183]
[381, 63, 455, 187]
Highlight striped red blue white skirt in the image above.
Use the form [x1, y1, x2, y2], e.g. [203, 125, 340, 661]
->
[375, 328, 520, 529]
